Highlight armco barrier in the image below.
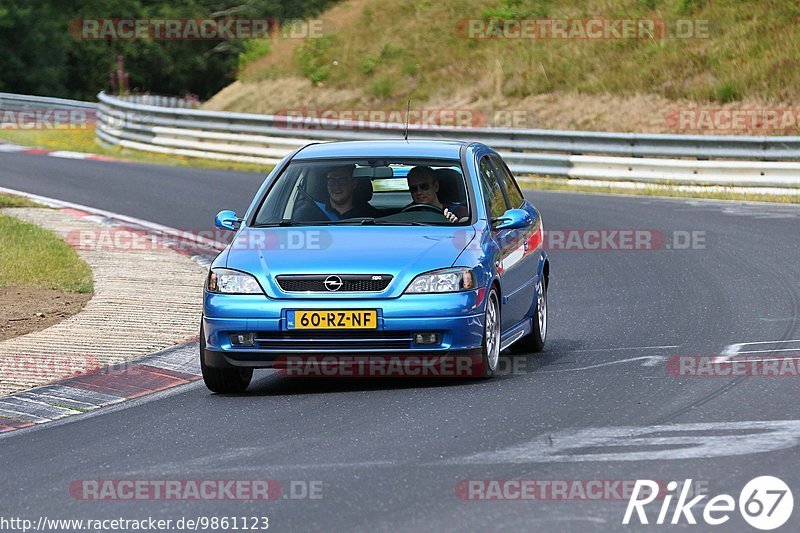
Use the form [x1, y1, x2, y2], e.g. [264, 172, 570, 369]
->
[3, 92, 800, 188]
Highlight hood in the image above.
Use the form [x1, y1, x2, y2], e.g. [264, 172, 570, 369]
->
[224, 225, 476, 299]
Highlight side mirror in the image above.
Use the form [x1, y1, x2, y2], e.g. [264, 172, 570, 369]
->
[493, 208, 531, 231]
[215, 210, 241, 231]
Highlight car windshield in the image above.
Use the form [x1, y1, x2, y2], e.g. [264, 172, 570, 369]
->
[252, 159, 470, 226]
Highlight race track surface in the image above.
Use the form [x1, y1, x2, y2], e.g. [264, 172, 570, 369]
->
[1, 152, 799, 531]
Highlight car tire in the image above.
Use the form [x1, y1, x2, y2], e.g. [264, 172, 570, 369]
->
[200, 324, 253, 393]
[478, 287, 501, 378]
[510, 277, 547, 354]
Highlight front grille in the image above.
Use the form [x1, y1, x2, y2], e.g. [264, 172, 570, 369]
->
[276, 274, 392, 293]
[254, 330, 413, 351]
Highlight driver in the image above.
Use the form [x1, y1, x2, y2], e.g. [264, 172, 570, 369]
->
[406, 166, 468, 223]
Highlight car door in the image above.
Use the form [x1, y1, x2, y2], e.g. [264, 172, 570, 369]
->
[489, 154, 540, 330]
[477, 155, 523, 331]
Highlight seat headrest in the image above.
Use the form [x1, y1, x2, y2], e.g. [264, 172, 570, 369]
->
[354, 176, 373, 203]
[435, 168, 466, 205]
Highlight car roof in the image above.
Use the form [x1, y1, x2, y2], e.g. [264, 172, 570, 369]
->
[292, 140, 470, 161]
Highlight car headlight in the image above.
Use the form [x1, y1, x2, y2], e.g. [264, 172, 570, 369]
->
[404, 267, 476, 293]
[207, 268, 263, 294]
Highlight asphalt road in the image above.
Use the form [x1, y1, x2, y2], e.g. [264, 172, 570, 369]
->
[2, 152, 800, 532]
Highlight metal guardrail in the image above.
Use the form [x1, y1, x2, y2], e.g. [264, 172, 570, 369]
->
[0, 92, 96, 111]
[93, 92, 800, 188]
[3, 92, 800, 188]
[115, 94, 200, 109]
[0, 92, 97, 128]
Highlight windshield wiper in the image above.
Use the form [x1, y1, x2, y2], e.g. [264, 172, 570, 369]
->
[253, 219, 305, 227]
[359, 219, 428, 226]
[258, 219, 430, 227]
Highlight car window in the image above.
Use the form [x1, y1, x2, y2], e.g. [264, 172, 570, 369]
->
[252, 159, 471, 226]
[491, 155, 525, 209]
[478, 155, 508, 219]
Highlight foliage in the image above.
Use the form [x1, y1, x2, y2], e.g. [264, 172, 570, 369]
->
[0, 0, 334, 100]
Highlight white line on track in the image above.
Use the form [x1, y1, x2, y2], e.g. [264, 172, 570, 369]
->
[0, 143, 26, 152]
[716, 339, 800, 363]
[737, 348, 800, 354]
[0, 185, 226, 250]
[563, 345, 678, 353]
[48, 151, 92, 160]
[538, 356, 666, 373]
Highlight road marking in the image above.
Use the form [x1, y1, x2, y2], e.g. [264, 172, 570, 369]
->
[0, 185, 226, 251]
[0, 143, 26, 152]
[737, 347, 800, 354]
[539, 356, 667, 373]
[732, 339, 800, 346]
[445, 420, 800, 464]
[640, 356, 668, 367]
[566, 345, 679, 353]
[48, 151, 92, 160]
[740, 356, 800, 363]
[716, 339, 800, 363]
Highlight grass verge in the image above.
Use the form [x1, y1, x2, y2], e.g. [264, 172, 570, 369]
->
[520, 177, 800, 204]
[0, 193, 41, 208]
[218, 0, 800, 115]
[0, 128, 273, 174]
[0, 210, 93, 294]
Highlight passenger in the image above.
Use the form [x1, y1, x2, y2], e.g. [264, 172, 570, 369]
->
[302, 164, 379, 221]
[406, 166, 468, 223]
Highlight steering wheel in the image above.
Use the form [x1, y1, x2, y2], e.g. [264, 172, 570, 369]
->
[401, 203, 443, 214]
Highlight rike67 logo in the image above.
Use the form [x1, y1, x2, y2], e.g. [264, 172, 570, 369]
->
[624, 476, 793, 530]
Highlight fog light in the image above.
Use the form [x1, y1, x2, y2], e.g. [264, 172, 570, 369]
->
[231, 332, 256, 347]
[414, 332, 441, 345]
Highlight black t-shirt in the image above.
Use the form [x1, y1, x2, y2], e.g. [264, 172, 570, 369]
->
[321, 200, 379, 220]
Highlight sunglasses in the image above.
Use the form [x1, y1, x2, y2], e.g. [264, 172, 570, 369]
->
[409, 182, 432, 193]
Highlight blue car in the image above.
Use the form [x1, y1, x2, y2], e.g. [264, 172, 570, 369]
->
[201, 140, 549, 392]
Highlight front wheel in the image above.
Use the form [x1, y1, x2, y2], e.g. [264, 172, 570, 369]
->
[200, 324, 253, 393]
[510, 278, 547, 354]
[477, 287, 501, 378]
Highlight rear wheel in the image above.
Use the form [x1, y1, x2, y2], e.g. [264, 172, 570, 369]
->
[200, 324, 253, 393]
[510, 278, 547, 354]
[478, 287, 501, 378]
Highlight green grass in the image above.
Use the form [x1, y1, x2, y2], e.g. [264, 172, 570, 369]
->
[519, 177, 800, 204]
[54, 403, 90, 412]
[0, 193, 41, 208]
[0, 213, 93, 293]
[233, 0, 800, 108]
[0, 128, 273, 174]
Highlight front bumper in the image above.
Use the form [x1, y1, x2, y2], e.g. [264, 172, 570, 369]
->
[202, 290, 486, 368]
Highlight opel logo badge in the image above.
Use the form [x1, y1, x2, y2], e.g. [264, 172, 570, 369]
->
[324, 275, 343, 291]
